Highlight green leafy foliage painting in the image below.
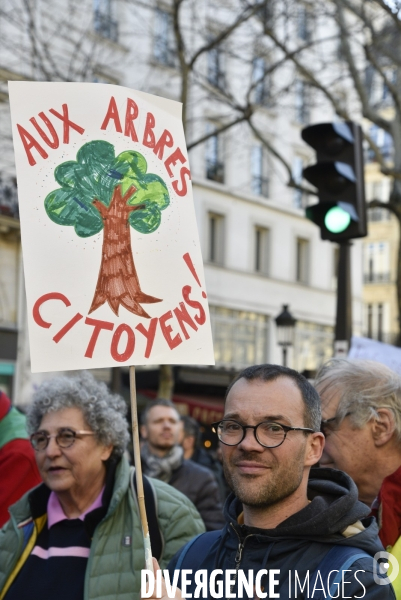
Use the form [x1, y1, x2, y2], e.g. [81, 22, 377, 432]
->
[45, 140, 170, 318]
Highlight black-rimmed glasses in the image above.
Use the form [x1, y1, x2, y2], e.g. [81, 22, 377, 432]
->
[211, 419, 315, 449]
[30, 428, 95, 451]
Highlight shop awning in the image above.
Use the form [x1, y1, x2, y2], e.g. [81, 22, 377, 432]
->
[140, 389, 224, 425]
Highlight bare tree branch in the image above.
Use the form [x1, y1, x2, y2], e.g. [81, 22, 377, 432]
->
[364, 44, 401, 115]
[334, 0, 391, 131]
[187, 113, 250, 150]
[248, 118, 317, 195]
[188, 1, 267, 70]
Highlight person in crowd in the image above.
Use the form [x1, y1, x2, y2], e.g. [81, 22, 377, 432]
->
[0, 390, 41, 527]
[140, 400, 225, 531]
[315, 358, 401, 598]
[146, 364, 394, 600]
[179, 415, 228, 502]
[0, 372, 204, 600]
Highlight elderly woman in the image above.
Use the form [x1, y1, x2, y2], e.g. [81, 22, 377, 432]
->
[0, 372, 204, 600]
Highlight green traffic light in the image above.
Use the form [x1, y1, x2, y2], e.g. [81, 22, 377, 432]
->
[324, 206, 351, 233]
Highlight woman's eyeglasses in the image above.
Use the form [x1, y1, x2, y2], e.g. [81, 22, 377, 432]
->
[30, 428, 95, 451]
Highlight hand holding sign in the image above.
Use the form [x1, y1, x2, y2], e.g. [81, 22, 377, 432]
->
[9, 82, 214, 580]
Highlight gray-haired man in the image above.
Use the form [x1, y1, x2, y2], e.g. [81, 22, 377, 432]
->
[315, 358, 401, 597]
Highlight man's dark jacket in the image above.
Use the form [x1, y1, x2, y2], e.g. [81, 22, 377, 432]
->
[190, 447, 229, 502]
[169, 460, 225, 531]
[169, 468, 395, 599]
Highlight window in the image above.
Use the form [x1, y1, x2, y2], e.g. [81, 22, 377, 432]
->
[0, 175, 18, 218]
[378, 303, 384, 341]
[368, 207, 391, 222]
[207, 43, 225, 89]
[296, 238, 309, 284]
[365, 303, 389, 343]
[292, 157, 305, 208]
[257, 0, 274, 29]
[93, 0, 118, 42]
[210, 306, 269, 368]
[154, 8, 177, 67]
[297, 5, 311, 42]
[208, 212, 225, 264]
[367, 304, 373, 338]
[205, 125, 224, 183]
[363, 242, 390, 283]
[365, 65, 395, 106]
[365, 65, 375, 99]
[382, 69, 396, 103]
[252, 57, 270, 106]
[295, 80, 309, 124]
[293, 321, 334, 373]
[254, 227, 269, 275]
[251, 145, 269, 197]
[366, 180, 391, 221]
[367, 125, 393, 162]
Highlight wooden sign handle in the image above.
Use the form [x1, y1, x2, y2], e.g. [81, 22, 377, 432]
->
[129, 365, 153, 572]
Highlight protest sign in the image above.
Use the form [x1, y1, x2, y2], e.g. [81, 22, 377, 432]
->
[9, 82, 214, 372]
[349, 336, 401, 376]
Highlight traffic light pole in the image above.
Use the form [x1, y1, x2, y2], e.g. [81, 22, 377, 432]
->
[334, 241, 352, 356]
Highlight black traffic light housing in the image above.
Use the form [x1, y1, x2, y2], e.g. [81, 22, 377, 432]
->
[301, 121, 367, 241]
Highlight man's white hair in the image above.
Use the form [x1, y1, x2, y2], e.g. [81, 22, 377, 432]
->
[314, 358, 401, 442]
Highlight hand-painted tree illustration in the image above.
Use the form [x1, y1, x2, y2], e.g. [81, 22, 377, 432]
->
[45, 140, 170, 318]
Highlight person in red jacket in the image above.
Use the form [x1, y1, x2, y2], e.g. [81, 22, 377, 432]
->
[0, 390, 41, 527]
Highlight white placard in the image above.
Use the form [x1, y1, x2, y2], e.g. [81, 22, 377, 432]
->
[9, 82, 214, 372]
[349, 336, 401, 376]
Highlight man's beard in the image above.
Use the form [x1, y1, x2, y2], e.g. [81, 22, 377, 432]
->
[223, 448, 305, 509]
[149, 439, 175, 452]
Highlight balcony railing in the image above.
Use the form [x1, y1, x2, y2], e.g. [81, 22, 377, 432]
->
[94, 10, 118, 43]
[368, 207, 391, 222]
[206, 160, 225, 184]
[363, 332, 398, 345]
[363, 272, 391, 284]
[252, 176, 269, 198]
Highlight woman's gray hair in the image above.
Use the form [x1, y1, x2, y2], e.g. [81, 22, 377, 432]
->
[27, 371, 130, 459]
[314, 358, 401, 442]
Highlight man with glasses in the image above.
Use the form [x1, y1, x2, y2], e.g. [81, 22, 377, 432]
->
[315, 358, 401, 598]
[146, 364, 393, 600]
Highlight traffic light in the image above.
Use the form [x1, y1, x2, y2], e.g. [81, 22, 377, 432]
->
[301, 121, 367, 241]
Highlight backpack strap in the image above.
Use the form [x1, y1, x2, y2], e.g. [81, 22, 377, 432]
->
[308, 546, 371, 600]
[130, 468, 163, 561]
[175, 530, 222, 571]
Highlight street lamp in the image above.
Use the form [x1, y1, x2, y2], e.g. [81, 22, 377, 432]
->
[275, 304, 297, 368]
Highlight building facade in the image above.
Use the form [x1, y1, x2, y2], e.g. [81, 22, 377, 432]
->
[363, 163, 399, 345]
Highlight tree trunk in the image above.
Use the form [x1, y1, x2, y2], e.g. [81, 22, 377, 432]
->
[89, 184, 162, 318]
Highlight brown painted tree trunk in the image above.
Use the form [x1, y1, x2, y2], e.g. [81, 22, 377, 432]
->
[89, 184, 162, 318]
